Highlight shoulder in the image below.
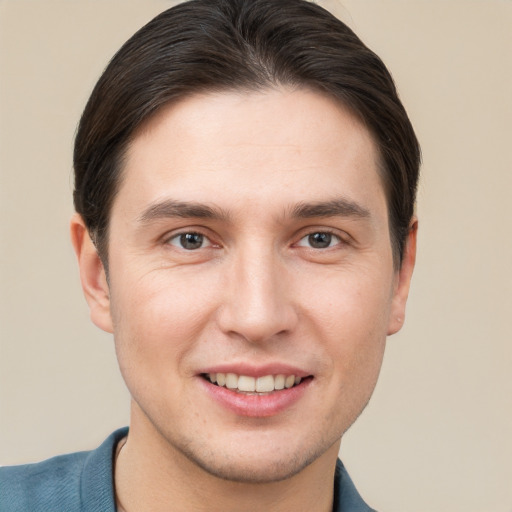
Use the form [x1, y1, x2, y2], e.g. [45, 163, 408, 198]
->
[0, 428, 127, 512]
[0, 451, 88, 511]
[334, 459, 378, 512]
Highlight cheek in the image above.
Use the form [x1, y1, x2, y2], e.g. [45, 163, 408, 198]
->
[302, 263, 393, 333]
[108, 268, 219, 380]
[298, 264, 392, 376]
[294, 268, 389, 435]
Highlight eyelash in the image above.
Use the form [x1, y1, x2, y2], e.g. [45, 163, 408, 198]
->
[295, 230, 344, 250]
[166, 231, 214, 251]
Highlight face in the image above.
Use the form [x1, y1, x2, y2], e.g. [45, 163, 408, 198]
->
[75, 87, 415, 483]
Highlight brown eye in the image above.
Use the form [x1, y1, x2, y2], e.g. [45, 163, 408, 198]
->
[309, 233, 332, 248]
[297, 232, 341, 249]
[169, 232, 209, 250]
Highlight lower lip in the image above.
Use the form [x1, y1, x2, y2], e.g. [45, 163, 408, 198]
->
[198, 377, 312, 417]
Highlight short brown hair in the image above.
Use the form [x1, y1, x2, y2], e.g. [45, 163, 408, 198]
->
[73, 0, 420, 267]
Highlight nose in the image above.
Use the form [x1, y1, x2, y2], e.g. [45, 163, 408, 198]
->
[216, 245, 298, 344]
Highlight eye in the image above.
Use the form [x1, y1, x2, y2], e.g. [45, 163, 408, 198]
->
[168, 232, 212, 250]
[296, 231, 342, 249]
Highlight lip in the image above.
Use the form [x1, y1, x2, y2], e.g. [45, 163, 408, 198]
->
[197, 363, 313, 418]
[198, 363, 310, 379]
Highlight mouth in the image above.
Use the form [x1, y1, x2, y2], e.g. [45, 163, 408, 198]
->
[201, 372, 310, 395]
[198, 369, 313, 417]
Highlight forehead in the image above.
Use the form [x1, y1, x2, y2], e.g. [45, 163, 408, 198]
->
[115, 87, 386, 222]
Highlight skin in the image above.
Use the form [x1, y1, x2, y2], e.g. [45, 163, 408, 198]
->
[71, 87, 417, 512]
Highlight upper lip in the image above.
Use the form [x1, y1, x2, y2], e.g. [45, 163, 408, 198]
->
[198, 363, 311, 378]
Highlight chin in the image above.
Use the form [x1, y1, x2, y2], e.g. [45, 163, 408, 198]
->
[186, 450, 317, 484]
[172, 430, 339, 484]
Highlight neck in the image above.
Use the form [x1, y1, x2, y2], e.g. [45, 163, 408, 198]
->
[115, 408, 339, 512]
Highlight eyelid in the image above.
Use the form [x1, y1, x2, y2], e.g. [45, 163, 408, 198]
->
[168, 232, 211, 249]
[293, 227, 351, 249]
[296, 232, 340, 247]
[162, 227, 220, 249]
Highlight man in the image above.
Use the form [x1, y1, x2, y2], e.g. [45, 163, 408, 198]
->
[0, 0, 419, 510]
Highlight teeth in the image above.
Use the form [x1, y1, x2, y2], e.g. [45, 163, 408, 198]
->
[237, 375, 256, 392]
[256, 375, 274, 392]
[274, 374, 285, 390]
[206, 372, 304, 393]
[225, 373, 238, 389]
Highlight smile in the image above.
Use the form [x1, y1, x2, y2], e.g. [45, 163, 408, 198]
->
[203, 373, 304, 394]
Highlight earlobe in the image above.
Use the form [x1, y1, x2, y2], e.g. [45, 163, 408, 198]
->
[387, 218, 418, 336]
[70, 214, 114, 333]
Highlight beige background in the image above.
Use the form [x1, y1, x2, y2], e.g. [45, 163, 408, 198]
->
[1, 1, 511, 511]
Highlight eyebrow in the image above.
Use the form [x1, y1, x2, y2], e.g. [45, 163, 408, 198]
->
[291, 198, 370, 219]
[137, 197, 370, 225]
[138, 199, 230, 223]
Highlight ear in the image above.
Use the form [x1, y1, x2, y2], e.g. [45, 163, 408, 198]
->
[387, 218, 418, 335]
[70, 214, 113, 333]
